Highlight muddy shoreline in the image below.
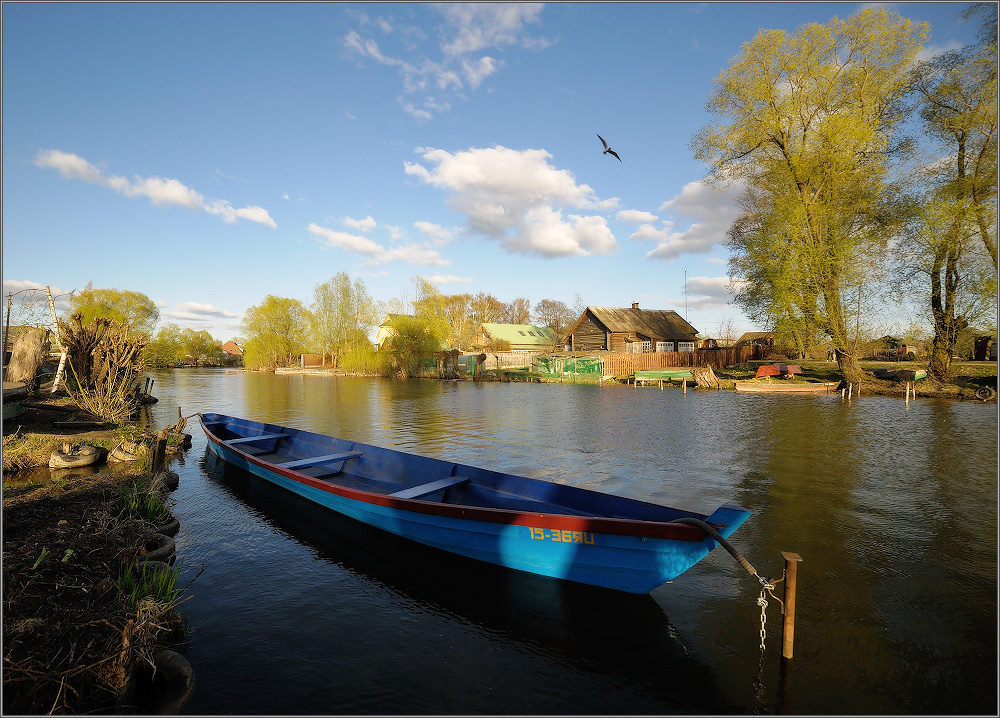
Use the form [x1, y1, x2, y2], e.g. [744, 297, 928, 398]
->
[2, 392, 195, 714]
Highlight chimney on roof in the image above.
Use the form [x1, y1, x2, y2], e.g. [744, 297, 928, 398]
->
[631, 302, 639, 310]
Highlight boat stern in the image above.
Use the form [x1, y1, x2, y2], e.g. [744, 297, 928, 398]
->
[703, 503, 753, 542]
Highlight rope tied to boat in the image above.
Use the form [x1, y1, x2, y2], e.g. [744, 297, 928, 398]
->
[677, 515, 783, 706]
[674, 517, 776, 592]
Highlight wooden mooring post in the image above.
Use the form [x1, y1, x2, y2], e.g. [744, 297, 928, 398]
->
[779, 551, 802, 660]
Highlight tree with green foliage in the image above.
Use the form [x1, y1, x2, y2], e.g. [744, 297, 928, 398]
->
[145, 324, 186, 367]
[693, 8, 927, 383]
[410, 277, 452, 342]
[67, 283, 159, 336]
[903, 3, 997, 379]
[441, 293, 475, 350]
[501, 297, 531, 324]
[241, 295, 311, 370]
[383, 314, 449, 377]
[182, 328, 226, 366]
[469, 292, 506, 326]
[726, 187, 826, 358]
[311, 273, 383, 367]
[145, 324, 226, 367]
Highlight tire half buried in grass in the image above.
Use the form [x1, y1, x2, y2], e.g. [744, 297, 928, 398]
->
[48, 443, 102, 469]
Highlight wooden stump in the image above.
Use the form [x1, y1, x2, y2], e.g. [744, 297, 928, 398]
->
[692, 366, 720, 389]
[6, 328, 50, 391]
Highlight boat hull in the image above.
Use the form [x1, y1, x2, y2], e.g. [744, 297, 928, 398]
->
[735, 380, 838, 393]
[201, 414, 752, 594]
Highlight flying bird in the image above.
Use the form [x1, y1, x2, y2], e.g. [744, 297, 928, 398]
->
[597, 134, 621, 162]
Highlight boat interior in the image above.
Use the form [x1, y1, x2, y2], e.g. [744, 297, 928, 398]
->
[203, 416, 695, 522]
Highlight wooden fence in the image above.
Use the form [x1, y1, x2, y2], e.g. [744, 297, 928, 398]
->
[480, 351, 544, 370]
[600, 347, 755, 377]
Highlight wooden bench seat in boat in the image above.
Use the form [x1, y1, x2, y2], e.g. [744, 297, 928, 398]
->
[223, 433, 290, 445]
[278, 451, 362, 470]
[389, 475, 469, 500]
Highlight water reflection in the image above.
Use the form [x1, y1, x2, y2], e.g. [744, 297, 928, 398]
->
[192, 446, 730, 714]
[141, 370, 996, 715]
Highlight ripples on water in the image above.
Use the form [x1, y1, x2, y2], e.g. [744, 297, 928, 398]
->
[138, 371, 996, 715]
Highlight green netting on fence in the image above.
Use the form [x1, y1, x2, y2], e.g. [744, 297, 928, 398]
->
[531, 357, 603, 376]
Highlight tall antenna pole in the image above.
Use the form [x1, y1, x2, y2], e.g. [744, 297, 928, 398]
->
[684, 270, 688, 321]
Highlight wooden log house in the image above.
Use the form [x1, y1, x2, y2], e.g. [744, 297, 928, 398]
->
[563, 303, 699, 353]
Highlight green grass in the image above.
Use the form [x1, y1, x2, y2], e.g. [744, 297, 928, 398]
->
[117, 561, 181, 610]
[118, 478, 167, 522]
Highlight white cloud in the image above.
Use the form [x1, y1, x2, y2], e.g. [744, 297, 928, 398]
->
[34, 150, 277, 228]
[171, 302, 240, 320]
[437, 3, 545, 56]
[344, 215, 377, 231]
[916, 39, 965, 62]
[617, 209, 660, 224]
[460, 56, 498, 88]
[681, 276, 738, 310]
[344, 4, 551, 120]
[1, 280, 75, 312]
[627, 223, 671, 242]
[307, 223, 449, 267]
[414, 221, 453, 244]
[427, 274, 474, 285]
[405, 145, 619, 258]
[645, 179, 743, 260]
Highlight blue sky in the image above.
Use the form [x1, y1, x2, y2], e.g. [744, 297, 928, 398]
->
[2, 2, 981, 343]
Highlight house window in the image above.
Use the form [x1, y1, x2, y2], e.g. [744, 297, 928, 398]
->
[655, 341, 674, 353]
[641, 341, 651, 353]
[678, 341, 695, 353]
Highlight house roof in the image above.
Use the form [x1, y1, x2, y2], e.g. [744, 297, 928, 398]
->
[736, 331, 774, 344]
[570, 307, 699, 340]
[481, 323, 557, 346]
[379, 313, 411, 327]
[221, 340, 243, 356]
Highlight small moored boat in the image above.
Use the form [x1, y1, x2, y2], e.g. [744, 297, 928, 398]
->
[200, 413, 752, 594]
[734, 378, 838, 393]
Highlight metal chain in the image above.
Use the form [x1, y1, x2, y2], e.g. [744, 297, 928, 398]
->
[752, 586, 770, 712]
[757, 587, 768, 651]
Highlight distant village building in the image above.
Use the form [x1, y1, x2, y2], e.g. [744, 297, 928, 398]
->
[221, 340, 243, 360]
[475, 323, 557, 352]
[973, 333, 996, 361]
[870, 335, 918, 360]
[563, 303, 699, 353]
[735, 332, 774, 349]
[374, 314, 409, 351]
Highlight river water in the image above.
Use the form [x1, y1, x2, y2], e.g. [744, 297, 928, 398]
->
[137, 369, 996, 715]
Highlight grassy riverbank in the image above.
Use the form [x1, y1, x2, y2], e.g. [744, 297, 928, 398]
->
[273, 358, 996, 399]
[2, 391, 192, 714]
[716, 360, 997, 400]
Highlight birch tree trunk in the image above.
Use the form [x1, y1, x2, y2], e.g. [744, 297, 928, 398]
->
[46, 285, 68, 392]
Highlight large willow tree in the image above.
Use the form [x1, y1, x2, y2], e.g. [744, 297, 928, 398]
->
[905, 3, 997, 379]
[241, 295, 311, 370]
[693, 8, 927, 383]
[311, 273, 382, 367]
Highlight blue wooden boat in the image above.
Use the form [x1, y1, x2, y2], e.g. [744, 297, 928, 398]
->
[199, 413, 752, 594]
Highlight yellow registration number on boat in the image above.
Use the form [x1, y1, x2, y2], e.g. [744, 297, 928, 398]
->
[527, 527, 596, 545]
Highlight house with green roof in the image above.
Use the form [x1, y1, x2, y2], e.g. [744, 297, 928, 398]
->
[475, 323, 558, 352]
